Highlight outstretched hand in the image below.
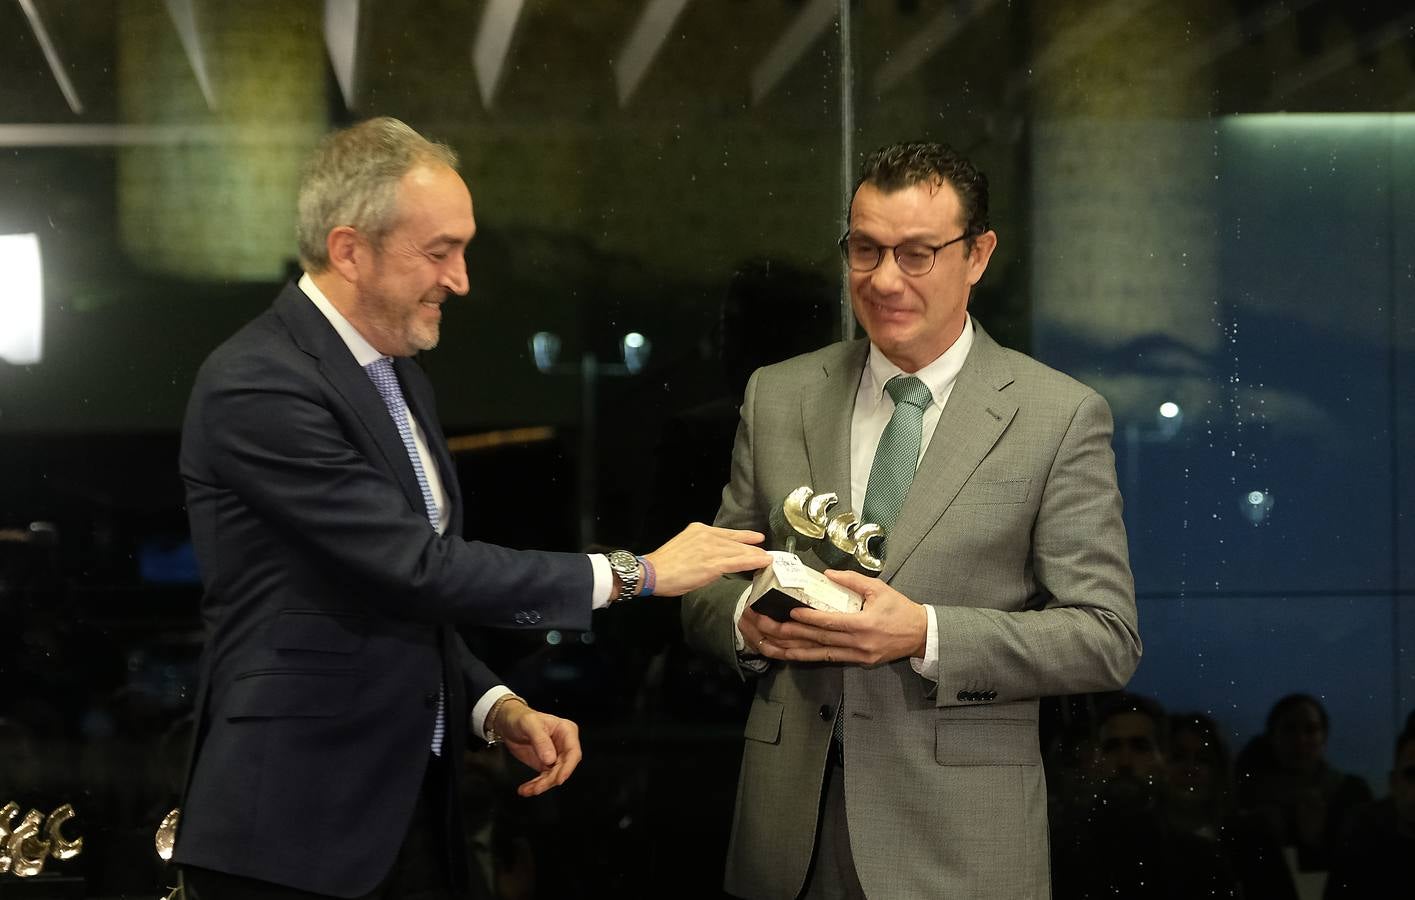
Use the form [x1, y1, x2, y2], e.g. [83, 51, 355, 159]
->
[495, 701, 583, 797]
[644, 522, 770, 596]
[754, 569, 928, 667]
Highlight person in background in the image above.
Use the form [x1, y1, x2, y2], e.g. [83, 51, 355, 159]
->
[1167, 713, 1233, 840]
[1051, 694, 1239, 900]
[1323, 722, 1415, 898]
[1235, 693, 1372, 873]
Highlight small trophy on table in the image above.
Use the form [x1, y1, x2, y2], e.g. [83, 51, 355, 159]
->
[748, 486, 885, 622]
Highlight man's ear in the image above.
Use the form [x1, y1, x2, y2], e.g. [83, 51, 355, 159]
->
[965, 230, 998, 287]
[325, 226, 362, 285]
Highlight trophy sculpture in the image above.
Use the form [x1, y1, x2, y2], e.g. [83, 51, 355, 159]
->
[748, 486, 886, 622]
[0, 802, 82, 877]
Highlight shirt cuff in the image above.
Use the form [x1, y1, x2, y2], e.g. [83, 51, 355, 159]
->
[732, 586, 753, 652]
[589, 553, 612, 609]
[909, 604, 940, 681]
[471, 684, 514, 741]
[733, 587, 771, 674]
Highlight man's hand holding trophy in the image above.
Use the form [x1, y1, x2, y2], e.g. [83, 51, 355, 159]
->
[747, 486, 886, 622]
[741, 486, 930, 667]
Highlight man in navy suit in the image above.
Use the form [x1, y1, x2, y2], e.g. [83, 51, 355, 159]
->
[176, 117, 768, 899]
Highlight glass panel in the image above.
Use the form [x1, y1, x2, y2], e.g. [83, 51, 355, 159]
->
[1127, 594, 1398, 788]
[850, 3, 1411, 899]
[0, 1, 846, 894]
[2, 0, 1413, 896]
[1398, 122, 1415, 593]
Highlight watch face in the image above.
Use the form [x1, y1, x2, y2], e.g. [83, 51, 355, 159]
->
[609, 550, 639, 597]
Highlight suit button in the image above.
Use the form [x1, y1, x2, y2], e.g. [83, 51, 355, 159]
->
[956, 690, 968, 702]
[424, 691, 438, 708]
[513, 611, 527, 625]
[818, 705, 832, 721]
[986, 690, 997, 701]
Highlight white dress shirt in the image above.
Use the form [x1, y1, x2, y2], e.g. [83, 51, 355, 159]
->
[736, 319, 976, 681]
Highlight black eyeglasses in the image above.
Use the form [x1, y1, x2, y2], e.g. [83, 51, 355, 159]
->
[838, 233, 969, 276]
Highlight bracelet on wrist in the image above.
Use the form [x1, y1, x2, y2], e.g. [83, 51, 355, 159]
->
[636, 555, 656, 596]
[484, 693, 525, 746]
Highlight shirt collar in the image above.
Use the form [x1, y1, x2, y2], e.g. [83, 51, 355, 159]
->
[863, 317, 975, 410]
[298, 272, 386, 368]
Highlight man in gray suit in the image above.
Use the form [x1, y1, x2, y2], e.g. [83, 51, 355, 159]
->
[682, 142, 1141, 899]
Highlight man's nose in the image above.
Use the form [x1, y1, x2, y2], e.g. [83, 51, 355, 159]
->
[442, 254, 469, 295]
[870, 251, 906, 292]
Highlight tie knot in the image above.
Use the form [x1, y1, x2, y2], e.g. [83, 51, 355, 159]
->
[365, 356, 399, 393]
[885, 375, 931, 411]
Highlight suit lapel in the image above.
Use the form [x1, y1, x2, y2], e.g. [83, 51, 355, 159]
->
[801, 340, 868, 504]
[881, 320, 1018, 579]
[273, 284, 427, 518]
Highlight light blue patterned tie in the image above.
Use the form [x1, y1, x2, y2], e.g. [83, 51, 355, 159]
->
[365, 357, 442, 531]
[835, 374, 933, 746]
[365, 356, 446, 756]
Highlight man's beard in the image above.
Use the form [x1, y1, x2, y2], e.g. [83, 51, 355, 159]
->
[408, 289, 445, 352]
[410, 315, 440, 352]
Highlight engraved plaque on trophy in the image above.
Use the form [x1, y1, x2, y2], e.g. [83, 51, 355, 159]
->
[748, 550, 864, 622]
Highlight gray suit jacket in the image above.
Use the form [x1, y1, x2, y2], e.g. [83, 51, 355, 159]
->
[682, 319, 1140, 900]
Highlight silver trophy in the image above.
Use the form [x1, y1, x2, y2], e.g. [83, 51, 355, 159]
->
[780, 486, 884, 572]
[747, 486, 885, 623]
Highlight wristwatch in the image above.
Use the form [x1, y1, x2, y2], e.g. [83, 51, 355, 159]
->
[606, 549, 641, 603]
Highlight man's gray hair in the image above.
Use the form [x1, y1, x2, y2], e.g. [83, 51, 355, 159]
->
[296, 117, 459, 273]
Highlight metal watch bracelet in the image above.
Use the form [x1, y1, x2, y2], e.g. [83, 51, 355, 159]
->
[484, 693, 525, 746]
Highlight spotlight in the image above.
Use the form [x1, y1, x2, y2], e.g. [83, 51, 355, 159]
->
[0, 233, 43, 364]
[529, 331, 561, 373]
[621, 331, 651, 374]
[1154, 400, 1183, 439]
[1239, 489, 1274, 525]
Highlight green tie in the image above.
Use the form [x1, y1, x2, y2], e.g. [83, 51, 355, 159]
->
[835, 375, 932, 748]
[861, 375, 934, 540]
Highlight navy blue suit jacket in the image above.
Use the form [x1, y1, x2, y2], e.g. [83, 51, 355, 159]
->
[175, 282, 592, 895]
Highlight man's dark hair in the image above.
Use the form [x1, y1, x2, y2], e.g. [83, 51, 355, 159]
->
[1096, 692, 1170, 753]
[1170, 713, 1231, 763]
[1265, 693, 1329, 736]
[853, 142, 990, 247]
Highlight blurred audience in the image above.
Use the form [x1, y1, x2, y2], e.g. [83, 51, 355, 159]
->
[1323, 723, 1415, 898]
[1166, 713, 1302, 900]
[1235, 693, 1373, 873]
[1051, 693, 1240, 899]
[1167, 713, 1232, 839]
